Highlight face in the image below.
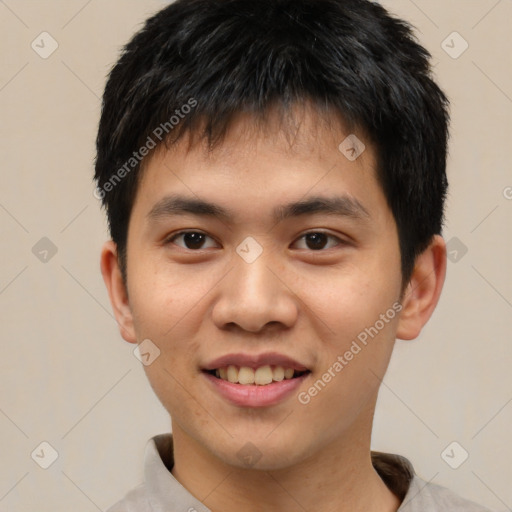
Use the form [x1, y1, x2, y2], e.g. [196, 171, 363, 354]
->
[112, 107, 407, 470]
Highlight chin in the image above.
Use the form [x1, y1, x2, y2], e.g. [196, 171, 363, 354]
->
[212, 433, 307, 471]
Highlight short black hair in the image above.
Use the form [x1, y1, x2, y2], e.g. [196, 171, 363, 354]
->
[94, 0, 449, 286]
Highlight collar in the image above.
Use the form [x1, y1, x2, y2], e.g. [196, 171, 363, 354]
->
[143, 433, 415, 511]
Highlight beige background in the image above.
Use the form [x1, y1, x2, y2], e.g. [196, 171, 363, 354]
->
[1, 0, 511, 510]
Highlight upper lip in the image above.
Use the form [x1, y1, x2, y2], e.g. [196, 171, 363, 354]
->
[202, 352, 310, 372]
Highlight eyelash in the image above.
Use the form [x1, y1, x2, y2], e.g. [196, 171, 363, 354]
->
[165, 230, 345, 251]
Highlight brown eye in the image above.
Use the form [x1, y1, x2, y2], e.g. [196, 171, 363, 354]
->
[305, 233, 328, 250]
[293, 232, 342, 251]
[168, 231, 218, 250]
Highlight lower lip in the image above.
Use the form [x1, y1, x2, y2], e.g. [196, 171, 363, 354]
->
[203, 371, 310, 407]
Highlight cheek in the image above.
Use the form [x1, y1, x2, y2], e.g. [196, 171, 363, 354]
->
[296, 263, 397, 341]
[299, 313, 399, 431]
[127, 255, 207, 339]
[297, 257, 401, 395]
[127, 258, 209, 398]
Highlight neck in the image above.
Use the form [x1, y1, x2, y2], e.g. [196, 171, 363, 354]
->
[170, 403, 401, 512]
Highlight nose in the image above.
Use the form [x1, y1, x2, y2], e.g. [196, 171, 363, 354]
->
[211, 250, 299, 333]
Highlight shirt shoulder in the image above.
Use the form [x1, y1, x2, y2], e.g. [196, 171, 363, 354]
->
[105, 483, 150, 512]
[399, 474, 494, 511]
[371, 451, 493, 512]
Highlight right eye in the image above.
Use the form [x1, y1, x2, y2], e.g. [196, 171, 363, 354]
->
[165, 231, 220, 250]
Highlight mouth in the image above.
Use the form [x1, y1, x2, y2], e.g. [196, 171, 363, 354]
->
[203, 365, 311, 386]
[201, 352, 312, 406]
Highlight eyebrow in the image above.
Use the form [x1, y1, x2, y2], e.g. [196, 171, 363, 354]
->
[146, 194, 370, 224]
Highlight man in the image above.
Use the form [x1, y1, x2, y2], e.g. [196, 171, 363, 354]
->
[95, 0, 492, 510]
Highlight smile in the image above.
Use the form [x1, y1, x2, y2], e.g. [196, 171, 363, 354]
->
[206, 365, 309, 385]
[202, 368, 311, 408]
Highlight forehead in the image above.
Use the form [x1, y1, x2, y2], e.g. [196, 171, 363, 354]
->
[182, 103, 370, 165]
[133, 104, 386, 224]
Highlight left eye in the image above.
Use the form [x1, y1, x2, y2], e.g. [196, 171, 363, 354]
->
[292, 232, 342, 250]
[167, 231, 219, 250]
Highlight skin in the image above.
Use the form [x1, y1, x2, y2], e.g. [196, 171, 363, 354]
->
[101, 105, 446, 512]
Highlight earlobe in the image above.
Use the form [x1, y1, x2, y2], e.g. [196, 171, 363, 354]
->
[396, 235, 447, 341]
[100, 240, 138, 344]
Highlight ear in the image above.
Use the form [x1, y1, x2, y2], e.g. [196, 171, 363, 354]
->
[396, 235, 447, 340]
[100, 240, 137, 344]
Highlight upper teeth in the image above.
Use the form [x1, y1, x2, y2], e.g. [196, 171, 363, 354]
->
[215, 365, 296, 385]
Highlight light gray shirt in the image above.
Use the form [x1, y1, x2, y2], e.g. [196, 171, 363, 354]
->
[107, 433, 492, 512]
